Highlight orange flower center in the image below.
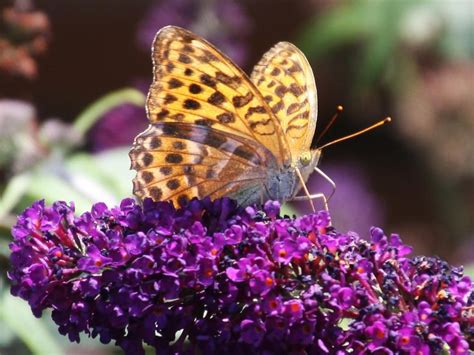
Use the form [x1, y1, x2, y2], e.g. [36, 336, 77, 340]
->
[375, 328, 385, 339]
[265, 277, 273, 286]
[290, 303, 301, 313]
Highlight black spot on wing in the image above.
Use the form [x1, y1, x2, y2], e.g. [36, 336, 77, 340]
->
[149, 136, 162, 149]
[168, 78, 183, 89]
[178, 54, 192, 64]
[217, 112, 235, 124]
[233, 92, 253, 108]
[172, 141, 186, 150]
[200, 74, 216, 88]
[270, 68, 280, 76]
[166, 153, 183, 163]
[160, 166, 172, 176]
[166, 179, 180, 190]
[142, 153, 154, 166]
[183, 99, 200, 110]
[142, 171, 154, 184]
[207, 91, 226, 106]
[149, 187, 163, 200]
[189, 84, 202, 94]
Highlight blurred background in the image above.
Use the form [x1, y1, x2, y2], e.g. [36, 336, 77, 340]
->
[0, 0, 473, 353]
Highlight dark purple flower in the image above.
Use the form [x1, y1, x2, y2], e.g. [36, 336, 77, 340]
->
[9, 198, 473, 354]
[283, 299, 304, 321]
[225, 257, 252, 282]
[77, 245, 113, 273]
[273, 240, 297, 264]
[240, 319, 265, 346]
[136, 0, 251, 67]
[249, 270, 275, 296]
[197, 258, 216, 286]
[90, 103, 147, 151]
[365, 320, 388, 348]
[288, 319, 316, 345]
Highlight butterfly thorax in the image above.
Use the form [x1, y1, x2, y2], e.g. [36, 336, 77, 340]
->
[265, 168, 298, 202]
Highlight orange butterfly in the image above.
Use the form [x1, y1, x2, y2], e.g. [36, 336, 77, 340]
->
[129, 26, 389, 210]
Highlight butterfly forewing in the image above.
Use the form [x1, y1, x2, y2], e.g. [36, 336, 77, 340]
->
[251, 42, 318, 161]
[147, 26, 290, 164]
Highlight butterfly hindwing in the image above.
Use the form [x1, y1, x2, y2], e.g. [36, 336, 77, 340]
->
[251, 42, 318, 161]
[147, 26, 290, 164]
[129, 122, 274, 207]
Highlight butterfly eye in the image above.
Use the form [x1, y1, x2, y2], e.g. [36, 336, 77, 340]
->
[299, 152, 312, 166]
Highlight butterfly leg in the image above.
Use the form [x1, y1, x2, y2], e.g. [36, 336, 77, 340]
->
[291, 166, 336, 210]
[295, 168, 316, 212]
[291, 193, 329, 212]
[313, 167, 336, 202]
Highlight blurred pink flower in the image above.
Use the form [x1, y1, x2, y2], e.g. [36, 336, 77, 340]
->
[0, 2, 50, 79]
[396, 62, 474, 180]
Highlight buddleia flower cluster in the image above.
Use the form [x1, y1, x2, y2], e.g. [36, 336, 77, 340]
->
[8, 198, 474, 354]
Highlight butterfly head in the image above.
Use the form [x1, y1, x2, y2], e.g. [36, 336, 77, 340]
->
[297, 149, 321, 180]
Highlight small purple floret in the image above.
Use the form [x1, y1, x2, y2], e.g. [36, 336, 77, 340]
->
[8, 198, 474, 354]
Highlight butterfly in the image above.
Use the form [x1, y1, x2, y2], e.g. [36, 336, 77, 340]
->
[129, 25, 389, 210]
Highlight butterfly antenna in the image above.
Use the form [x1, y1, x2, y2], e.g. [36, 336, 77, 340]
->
[318, 117, 392, 150]
[295, 168, 316, 212]
[315, 105, 344, 145]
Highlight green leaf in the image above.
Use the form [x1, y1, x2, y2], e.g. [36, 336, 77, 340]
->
[281, 203, 298, 217]
[25, 166, 97, 214]
[355, 0, 414, 88]
[297, 1, 377, 57]
[88, 147, 136, 198]
[0, 318, 15, 346]
[0, 238, 10, 258]
[465, 264, 474, 279]
[23, 148, 134, 215]
[298, 0, 421, 89]
[0, 292, 63, 355]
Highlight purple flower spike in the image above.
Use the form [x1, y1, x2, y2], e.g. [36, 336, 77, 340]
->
[9, 198, 473, 354]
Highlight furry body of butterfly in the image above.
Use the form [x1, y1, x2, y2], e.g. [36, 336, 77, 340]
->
[130, 25, 322, 208]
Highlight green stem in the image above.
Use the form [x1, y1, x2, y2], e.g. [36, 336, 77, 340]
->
[73, 88, 146, 136]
